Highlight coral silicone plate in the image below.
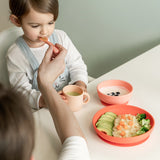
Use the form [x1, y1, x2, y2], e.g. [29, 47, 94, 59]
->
[92, 105, 155, 147]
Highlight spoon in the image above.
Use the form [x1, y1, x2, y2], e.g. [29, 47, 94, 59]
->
[39, 37, 59, 57]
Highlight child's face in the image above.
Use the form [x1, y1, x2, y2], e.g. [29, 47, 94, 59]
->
[21, 8, 55, 47]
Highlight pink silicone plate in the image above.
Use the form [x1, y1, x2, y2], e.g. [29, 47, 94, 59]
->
[92, 105, 155, 147]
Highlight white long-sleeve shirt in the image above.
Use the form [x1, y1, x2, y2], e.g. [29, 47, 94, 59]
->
[6, 29, 88, 109]
[59, 136, 91, 160]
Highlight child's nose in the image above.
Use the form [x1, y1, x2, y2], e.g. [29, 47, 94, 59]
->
[40, 26, 48, 35]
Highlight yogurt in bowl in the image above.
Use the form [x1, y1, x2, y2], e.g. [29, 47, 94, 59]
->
[97, 80, 133, 105]
[99, 86, 130, 97]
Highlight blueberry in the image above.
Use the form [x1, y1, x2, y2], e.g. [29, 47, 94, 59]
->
[111, 92, 115, 96]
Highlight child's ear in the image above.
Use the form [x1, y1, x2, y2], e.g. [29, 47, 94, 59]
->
[10, 14, 21, 27]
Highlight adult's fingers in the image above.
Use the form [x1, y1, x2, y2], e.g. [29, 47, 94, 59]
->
[43, 45, 54, 62]
[51, 43, 66, 59]
[54, 44, 67, 59]
[52, 45, 59, 55]
[42, 43, 67, 62]
[55, 43, 66, 52]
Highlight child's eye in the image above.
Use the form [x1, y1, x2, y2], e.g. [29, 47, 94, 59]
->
[48, 21, 54, 25]
[31, 25, 39, 28]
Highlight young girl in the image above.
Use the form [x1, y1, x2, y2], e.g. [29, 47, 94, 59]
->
[7, 0, 88, 109]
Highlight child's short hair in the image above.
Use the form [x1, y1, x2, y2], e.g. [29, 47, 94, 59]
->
[9, 0, 59, 21]
[0, 84, 35, 160]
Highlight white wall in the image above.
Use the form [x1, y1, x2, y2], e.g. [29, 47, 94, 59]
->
[1, 0, 160, 78]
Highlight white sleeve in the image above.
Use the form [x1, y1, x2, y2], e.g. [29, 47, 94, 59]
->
[55, 30, 88, 85]
[58, 136, 91, 160]
[6, 44, 41, 110]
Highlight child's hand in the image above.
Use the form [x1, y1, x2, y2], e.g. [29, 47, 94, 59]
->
[74, 81, 87, 92]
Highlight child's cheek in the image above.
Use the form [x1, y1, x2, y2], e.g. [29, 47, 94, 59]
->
[25, 30, 38, 41]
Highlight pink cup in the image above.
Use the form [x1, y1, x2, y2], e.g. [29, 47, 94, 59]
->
[59, 85, 90, 112]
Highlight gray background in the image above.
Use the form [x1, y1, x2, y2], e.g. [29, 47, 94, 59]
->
[1, 0, 160, 78]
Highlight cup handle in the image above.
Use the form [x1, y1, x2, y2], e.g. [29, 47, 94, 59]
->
[83, 92, 90, 104]
[58, 90, 68, 103]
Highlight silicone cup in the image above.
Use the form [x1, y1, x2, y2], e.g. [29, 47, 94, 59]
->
[58, 85, 90, 112]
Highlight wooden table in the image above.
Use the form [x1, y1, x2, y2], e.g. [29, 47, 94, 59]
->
[33, 45, 160, 160]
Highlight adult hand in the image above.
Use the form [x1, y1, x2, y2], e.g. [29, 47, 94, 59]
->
[39, 95, 46, 108]
[38, 44, 67, 91]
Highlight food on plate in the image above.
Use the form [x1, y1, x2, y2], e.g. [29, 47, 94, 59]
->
[96, 112, 151, 137]
[112, 114, 141, 137]
[135, 113, 151, 135]
[95, 112, 117, 136]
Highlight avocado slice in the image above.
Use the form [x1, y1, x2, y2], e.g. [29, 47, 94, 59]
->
[98, 116, 114, 123]
[96, 121, 114, 128]
[104, 112, 117, 118]
[96, 126, 112, 136]
[96, 112, 117, 136]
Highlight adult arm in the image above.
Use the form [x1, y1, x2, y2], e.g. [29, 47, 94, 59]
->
[37, 44, 85, 143]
